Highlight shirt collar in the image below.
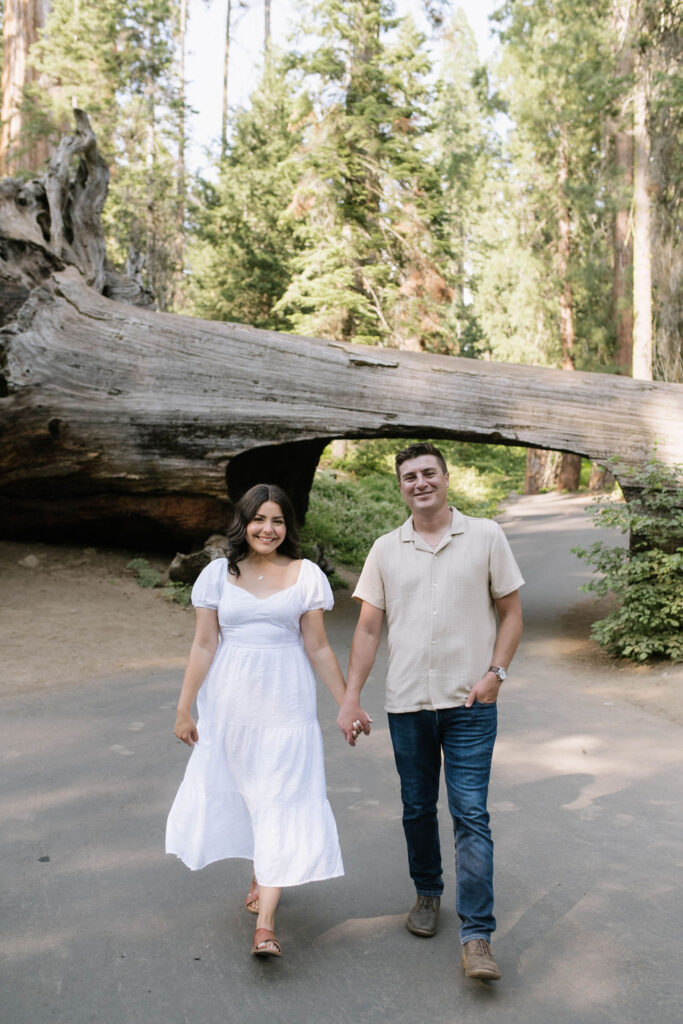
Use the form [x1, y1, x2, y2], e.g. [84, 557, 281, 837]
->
[399, 507, 467, 547]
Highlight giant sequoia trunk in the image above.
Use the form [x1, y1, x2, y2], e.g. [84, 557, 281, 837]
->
[612, 0, 634, 374]
[0, 0, 51, 175]
[1, 112, 682, 548]
[633, 49, 653, 380]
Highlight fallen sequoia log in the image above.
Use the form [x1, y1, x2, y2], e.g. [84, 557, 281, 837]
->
[2, 265, 683, 547]
[1, 111, 682, 547]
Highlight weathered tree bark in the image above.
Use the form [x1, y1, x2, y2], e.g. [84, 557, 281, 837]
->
[633, 47, 653, 380]
[2, 265, 682, 547]
[173, 0, 189, 310]
[0, 0, 51, 175]
[557, 124, 575, 375]
[588, 463, 615, 492]
[0, 110, 154, 309]
[221, 0, 233, 161]
[553, 123, 581, 492]
[524, 449, 561, 495]
[613, 124, 634, 371]
[611, 0, 634, 374]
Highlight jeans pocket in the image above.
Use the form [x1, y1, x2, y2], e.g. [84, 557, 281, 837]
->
[474, 699, 497, 707]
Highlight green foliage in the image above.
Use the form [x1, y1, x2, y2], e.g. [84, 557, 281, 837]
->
[302, 469, 407, 568]
[267, 1, 482, 352]
[186, 55, 305, 328]
[127, 558, 194, 606]
[301, 439, 526, 569]
[164, 581, 193, 607]
[431, 11, 498, 357]
[127, 557, 163, 588]
[572, 458, 683, 662]
[479, 0, 619, 371]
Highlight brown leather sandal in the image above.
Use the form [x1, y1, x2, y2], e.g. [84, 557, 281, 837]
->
[251, 928, 282, 958]
[244, 877, 259, 915]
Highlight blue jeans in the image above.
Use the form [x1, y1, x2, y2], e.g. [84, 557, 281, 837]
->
[387, 702, 498, 943]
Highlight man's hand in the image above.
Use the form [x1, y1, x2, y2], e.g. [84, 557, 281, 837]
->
[465, 672, 501, 708]
[337, 699, 372, 746]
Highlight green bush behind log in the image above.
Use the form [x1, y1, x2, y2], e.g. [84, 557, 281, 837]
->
[573, 458, 683, 662]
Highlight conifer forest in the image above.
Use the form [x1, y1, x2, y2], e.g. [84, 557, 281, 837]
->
[1, 0, 680, 386]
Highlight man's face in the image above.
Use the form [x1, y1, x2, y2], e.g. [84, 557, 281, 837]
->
[397, 454, 449, 517]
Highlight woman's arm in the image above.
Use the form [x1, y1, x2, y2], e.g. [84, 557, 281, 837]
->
[173, 607, 219, 746]
[301, 609, 371, 745]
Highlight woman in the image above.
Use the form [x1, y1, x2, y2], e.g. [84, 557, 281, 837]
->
[166, 483, 370, 958]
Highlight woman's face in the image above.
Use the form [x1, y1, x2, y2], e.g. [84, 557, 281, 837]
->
[245, 500, 286, 556]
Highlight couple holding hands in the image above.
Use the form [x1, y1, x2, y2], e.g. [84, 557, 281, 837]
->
[166, 443, 524, 982]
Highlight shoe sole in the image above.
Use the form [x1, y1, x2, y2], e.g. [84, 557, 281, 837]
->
[406, 920, 438, 937]
[461, 957, 501, 981]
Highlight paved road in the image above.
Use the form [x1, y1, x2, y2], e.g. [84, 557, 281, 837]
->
[3, 494, 682, 1024]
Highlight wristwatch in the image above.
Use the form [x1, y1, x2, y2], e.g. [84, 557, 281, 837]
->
[488, 665, 507, 683]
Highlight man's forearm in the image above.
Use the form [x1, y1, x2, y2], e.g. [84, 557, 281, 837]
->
[491, 601, 523, 669]
[346, 626, 381, 699]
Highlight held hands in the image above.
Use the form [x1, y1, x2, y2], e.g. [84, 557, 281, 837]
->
[464, 671, 501, 708]
[174, 709, 199, 747]
[337, 700, 372, 747]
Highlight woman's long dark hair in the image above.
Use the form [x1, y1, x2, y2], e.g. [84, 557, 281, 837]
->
[225, 483, 301, 577]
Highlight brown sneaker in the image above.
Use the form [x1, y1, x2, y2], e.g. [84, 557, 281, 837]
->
[406, 894, 440, 937]
[461, 938, 501, 981]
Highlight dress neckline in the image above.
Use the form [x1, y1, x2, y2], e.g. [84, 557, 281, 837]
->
[226, 559, 306, 601]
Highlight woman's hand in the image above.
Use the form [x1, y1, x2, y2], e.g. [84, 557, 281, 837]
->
[337, 700, 372, 746]
[174, 709, 198, 747]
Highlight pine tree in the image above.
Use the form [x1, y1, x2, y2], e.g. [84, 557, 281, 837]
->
[187, 54, 304, 328]
[486, 0, 619, 491]
[432, 10, 497, 357]
[275, 0, 451, 349]
[487, 0, 617, 373]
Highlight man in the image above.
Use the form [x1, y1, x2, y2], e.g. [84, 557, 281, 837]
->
[338, 442, 524, 981]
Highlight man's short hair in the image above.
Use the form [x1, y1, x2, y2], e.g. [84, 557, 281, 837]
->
[395, 442, 448, 480]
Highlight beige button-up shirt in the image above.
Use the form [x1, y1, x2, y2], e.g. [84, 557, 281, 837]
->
[353, 508, 525, 712]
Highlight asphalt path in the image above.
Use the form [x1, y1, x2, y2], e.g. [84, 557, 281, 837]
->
[2, 493, 682, 1024]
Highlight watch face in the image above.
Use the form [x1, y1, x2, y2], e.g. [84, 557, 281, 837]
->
[498, 668, 507, 682]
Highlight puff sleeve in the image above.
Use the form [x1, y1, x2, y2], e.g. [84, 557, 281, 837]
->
[191, 557, 226, 609]
[302, 560, 334, 612]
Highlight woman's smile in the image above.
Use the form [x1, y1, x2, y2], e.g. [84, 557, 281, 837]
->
[245, 500, 287, 554]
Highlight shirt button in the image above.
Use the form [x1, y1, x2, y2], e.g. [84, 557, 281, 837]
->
[432, 610, 437, 615]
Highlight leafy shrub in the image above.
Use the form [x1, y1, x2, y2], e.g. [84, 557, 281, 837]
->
[164, 581, 193, 607]
[128, 558, 193, 607]
[572, 458, 683, 662]
[127, 558, 163, 588]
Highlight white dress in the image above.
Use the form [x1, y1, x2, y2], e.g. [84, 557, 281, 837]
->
[165, 557, 344, 887]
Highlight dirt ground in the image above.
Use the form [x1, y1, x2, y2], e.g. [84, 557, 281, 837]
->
[1, 541, 195, 696]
